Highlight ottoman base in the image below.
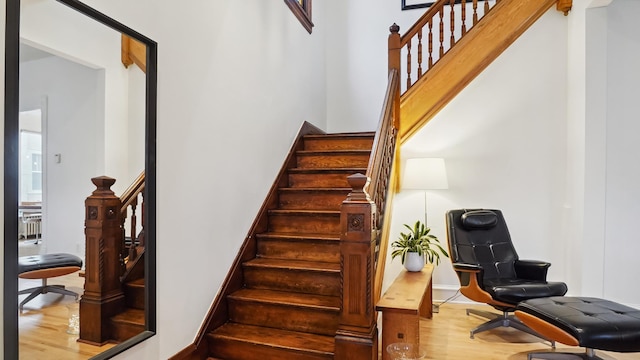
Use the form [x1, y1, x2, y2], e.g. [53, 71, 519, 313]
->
[527, 348, 602, 360]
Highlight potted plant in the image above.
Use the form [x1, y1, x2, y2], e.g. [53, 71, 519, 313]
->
[391, 220, 449, 272]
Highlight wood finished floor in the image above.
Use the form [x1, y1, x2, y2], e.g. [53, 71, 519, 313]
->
[17, 272, 640, 359]
[418, 302, 640, 360]
[18, 273, 114, 359]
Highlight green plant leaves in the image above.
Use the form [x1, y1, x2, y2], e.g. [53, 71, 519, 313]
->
[390, 220, 449, 265]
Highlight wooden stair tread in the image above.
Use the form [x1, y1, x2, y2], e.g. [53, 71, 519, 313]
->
[245, 258, 340, 272]
[255, 232, 340, 241]
[209, 323, 334, 355]
[268, 209, 340, 215]
[288, 167, 366, 173]
[278, 187, 351, 192]
[110, 308, 145, 325]
[296, 149, 371, 155]
[304, 132, 374, 139]
[229, 288, 340, 310]
[126, 278, 145, 286]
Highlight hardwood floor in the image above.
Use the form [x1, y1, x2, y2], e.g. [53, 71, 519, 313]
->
[18, 273, 114, 359]
[418, 302, 640, 360]
[16, 271, 640, 359]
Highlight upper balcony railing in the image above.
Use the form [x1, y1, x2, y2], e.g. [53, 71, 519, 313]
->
[389, 0, 499, 94]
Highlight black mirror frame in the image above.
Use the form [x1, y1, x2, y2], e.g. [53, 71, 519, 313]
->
[3, 0, 157, 358]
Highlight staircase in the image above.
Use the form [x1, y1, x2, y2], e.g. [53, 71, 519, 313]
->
[204, 132, 374, 359]
[109, 264, 146, 341]
[172, 0, 575, 358]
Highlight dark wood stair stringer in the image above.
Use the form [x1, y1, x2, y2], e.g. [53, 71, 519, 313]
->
[169, 122, 375, 360]
[204, 130, 374, 359]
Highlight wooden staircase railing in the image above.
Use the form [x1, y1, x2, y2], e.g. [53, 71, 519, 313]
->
[334, 68, 400, 359]
[120, 170, 145, 269]
[390, 0, 500, 94]
[79, 173, 146, 345]
[391, 0, 568, 143]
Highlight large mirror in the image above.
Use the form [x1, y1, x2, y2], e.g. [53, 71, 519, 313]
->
[4, 0, 157, 358]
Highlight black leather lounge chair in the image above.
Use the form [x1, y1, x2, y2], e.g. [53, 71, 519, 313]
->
[445, 209, 568, 339]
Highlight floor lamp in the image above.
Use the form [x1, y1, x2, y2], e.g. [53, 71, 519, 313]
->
[402, 158, 449, 227]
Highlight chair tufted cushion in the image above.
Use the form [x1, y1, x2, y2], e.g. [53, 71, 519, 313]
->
[485, 279, 567, 305]
[18, 253, 83, 274]
[461, 210, 498, 230]
[517, 296, 640, 353]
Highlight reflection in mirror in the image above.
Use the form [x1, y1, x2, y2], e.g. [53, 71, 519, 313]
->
[5, 0, 157, 359]
[19, 108, 43, 246]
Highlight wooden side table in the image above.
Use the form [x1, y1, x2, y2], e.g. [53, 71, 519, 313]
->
[376, 265, 433, 360]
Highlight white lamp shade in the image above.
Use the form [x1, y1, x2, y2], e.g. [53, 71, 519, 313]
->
[402, 158, 449, 190]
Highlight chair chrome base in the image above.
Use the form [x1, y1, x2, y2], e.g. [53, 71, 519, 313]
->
[466, 308, 555, 347]
[18, 279, 79, 311]
[528, 349, 603, 360]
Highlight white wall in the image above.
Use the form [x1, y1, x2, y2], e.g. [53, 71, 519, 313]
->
[127, 66, 146, 181]
[325, 0, 425, 133]
[20, 55, 104, 258]
[21, 0, 134, 194]
[601, 0, 640, 304]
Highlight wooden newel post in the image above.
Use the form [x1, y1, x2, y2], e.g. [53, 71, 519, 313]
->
[388, 23, 401, 73]
[335, 173, 378, 360]
[79, 176, 126, 345]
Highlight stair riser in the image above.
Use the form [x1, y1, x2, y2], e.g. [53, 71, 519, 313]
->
[228, 299, 339, 336]
[278, 190, 349, 210]
[207, 336, 333, 360]
[257, 239, 340, 263]
[109, 320, 145, 343]
[124, 284, 145, 310]
[303, 137, 373, 151]
[243, 267, 340, 297]
[296, 153, 370, 169]
[288, 172, 360, 188]
[268, 213, 340, 234]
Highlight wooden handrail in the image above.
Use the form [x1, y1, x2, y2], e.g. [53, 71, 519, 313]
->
[365, 69, 400, 302]
[335, 69, 400, 359]
[120, 170, 145, 213]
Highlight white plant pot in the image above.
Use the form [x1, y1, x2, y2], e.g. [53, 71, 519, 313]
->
[404, 252, 425, 272]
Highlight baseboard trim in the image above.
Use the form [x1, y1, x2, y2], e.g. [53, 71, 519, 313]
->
[433, 284, 472, 305]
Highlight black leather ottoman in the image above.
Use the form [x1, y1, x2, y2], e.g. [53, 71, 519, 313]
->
[515, 296, 640, 359]
[18, 253, 83, 311]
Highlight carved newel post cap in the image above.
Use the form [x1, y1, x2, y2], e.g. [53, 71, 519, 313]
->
[347, 173, 368, 191]
[389, 23, 400, 34]
[346, 173, 372, 203]
[91, 176, 116, 196]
